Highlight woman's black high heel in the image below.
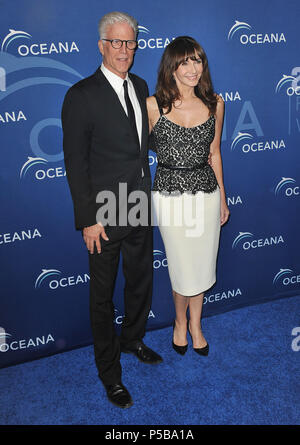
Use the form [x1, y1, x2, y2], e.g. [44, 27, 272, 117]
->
[187, 320, 209, 356]
[172, 320, 188, 355]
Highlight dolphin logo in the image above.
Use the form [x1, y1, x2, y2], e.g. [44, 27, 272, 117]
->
[138, 25, 150, 34]
[273, 268, 293, 284]
[275, 74, 297, 93]
[232, 232, 254, 249]
[35, 269, 61, 288]
[0, 332, 12, 339]
[228, 20, 252, 40]
[0, 327, 12, 349]
[20, 156, 48, 179]
[274, 177, 296, 195]
[0, 329, 12, 340]
[1, 29, 32, 52]
[231, 132, 253, 151]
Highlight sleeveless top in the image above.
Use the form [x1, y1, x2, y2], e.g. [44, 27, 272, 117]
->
[151, 97, 218, 195]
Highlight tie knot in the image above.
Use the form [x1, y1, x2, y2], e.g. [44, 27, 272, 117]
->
[123, 80, 128, 91]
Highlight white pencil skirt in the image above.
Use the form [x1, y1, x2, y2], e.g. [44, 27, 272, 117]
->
[152, 188, 220, 296]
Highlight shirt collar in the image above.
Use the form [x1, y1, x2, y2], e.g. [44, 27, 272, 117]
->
[101, 63, 129, 94]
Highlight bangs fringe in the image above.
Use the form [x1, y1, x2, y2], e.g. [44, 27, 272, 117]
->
[176, 53, 202, 67]
[172, 40, 202, 69]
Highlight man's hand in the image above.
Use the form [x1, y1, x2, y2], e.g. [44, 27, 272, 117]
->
[208, 152, 213, 166]
[83, 223, 109, 254]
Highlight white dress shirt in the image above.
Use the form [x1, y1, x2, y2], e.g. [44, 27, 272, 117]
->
[100, 63, 142, 147]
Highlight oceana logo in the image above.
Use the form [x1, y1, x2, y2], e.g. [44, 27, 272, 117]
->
[1, 29, 31, 52]
[231, 132, 286, 153]
[228, 20, 252, 39]
[0, 28, 79, 56]
[137, 25, 174, 50]
[228, 20, 286, 45]
[203, 288, 242, 304]
[276, 72, 300, 96]
[35, 268, 90, 290]
[274, 177, 299, 197]
[227, 195, 243, 206]
[232, 232, 284, 250]
[0, 327, 54, 353]
[114, 308, 155, 325]
[273, 268, 300, 286]
[153, 250, 168, 269]
[138, 26, 150, 34]
[218, 91, 241, 102]
[18, 117, 66, 182]
[149, 154, 158, 166]
[20, 157, 48, 178]
[20, 157, 66, 181]
[0, 110, 26, 124]
[0, 228, 41, 245]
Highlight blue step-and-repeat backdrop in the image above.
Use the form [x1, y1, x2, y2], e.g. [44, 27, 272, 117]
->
[1, 0, 299, 367]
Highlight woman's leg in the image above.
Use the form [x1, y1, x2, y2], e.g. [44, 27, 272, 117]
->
[172, 290, 189, 346]
[188, 293, 208, 348]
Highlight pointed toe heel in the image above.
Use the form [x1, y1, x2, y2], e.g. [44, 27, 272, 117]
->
[172, 341, 188, 355]
[193, 343, 209, 356]
[187, 320, 209, 356]
[172, 321, 188, 355]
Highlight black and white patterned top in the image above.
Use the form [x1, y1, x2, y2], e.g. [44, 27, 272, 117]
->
[151, 110, 219, 195]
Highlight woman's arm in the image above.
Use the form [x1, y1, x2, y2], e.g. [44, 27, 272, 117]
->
[146, 96, 161, 153]
[146, 96, 160, 133]
[210, 96, 230, 225]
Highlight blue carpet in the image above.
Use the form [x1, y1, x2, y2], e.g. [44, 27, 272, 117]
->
[1, 296, 299, 425]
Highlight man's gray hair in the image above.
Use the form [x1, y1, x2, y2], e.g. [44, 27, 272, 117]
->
[98, 11, 138, 39]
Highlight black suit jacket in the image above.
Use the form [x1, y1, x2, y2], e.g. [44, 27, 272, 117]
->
[61, 68, 151, 230]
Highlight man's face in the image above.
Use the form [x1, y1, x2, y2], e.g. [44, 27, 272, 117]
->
[98, 22, 136, 79]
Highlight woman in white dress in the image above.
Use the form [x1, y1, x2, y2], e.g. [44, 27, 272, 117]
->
[147, 36, 229, 356]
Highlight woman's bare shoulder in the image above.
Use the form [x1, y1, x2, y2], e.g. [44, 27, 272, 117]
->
[146, 95, 158, 110]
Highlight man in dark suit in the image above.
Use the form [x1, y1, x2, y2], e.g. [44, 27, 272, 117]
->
[61, 11, 162, 409]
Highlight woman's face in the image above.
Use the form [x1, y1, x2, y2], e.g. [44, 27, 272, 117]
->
[173, 51, 203, 89]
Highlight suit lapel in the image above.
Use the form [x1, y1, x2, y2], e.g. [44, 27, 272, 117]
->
[94, 68, 132, 128]
[94, 69, 148, 151]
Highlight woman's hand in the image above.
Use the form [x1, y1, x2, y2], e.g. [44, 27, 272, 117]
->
[220, 200, 230, 226]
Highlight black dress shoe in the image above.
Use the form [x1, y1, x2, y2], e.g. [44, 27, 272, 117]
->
[121, 341, 163, 364]
[187, 321, 209, 356]
[172, 320, 188, 355]
[104, 382, 133, 409]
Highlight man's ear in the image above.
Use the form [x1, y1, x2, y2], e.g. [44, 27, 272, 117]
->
[98, 40, 104, 56]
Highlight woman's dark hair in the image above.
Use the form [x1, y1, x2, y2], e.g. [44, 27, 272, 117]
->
[155, 36, 217, 115]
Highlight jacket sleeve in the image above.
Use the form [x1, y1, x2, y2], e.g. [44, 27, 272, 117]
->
[141, 79, 157, 153]
[61, 86, 97, 230]
[144, 80, 149, 98]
